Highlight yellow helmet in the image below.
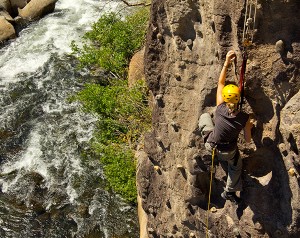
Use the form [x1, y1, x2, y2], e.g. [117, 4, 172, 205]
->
[222, 84, 240, 103]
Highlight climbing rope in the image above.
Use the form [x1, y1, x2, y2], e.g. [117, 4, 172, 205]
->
[205, 147, 216, 238]
[238, 0, 257, 110]
[238, 51, 248, 111]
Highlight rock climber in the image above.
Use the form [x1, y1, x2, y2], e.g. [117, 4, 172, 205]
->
[199, 50, 253, 204]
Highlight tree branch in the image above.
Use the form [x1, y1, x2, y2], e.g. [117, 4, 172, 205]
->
[120, 0, 151, 7]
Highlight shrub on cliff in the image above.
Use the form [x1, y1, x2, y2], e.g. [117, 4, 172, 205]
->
[74, 80, 151, 203]
[71, 7, 149, 78]
[71, 7, 150, 204]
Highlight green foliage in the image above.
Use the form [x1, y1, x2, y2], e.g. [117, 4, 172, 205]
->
[76, 80, 151, 145]
[71, 6, 151, 204]
[93, 143, 137, 203]
[74, 80, 151, 203]
[71, 7, 150, 77]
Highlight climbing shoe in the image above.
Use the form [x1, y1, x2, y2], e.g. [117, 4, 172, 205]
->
[221, 191, 242, 205]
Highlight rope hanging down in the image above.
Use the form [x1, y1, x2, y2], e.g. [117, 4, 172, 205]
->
[238, 0, 257, 110]
[205, 147, 216, 238]
[238, 51, 248, 111]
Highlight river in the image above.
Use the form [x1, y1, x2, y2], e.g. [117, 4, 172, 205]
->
[0, 0, 139, 237]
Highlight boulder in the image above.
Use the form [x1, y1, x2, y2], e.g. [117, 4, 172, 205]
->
[128, 47, 145, 87]
[18, 0, 57, 20]
[0, 15, 15, 42]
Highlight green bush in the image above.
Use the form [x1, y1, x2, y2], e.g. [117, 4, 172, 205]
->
[93, 143, 137, 203]
[74, 80, 151, 203]
[76, 80, 151, 145]
[72, 6, 150, 204]
[71, 8, 150, 77]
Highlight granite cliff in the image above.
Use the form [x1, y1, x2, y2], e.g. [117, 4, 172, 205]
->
[136, 0, 300, 237]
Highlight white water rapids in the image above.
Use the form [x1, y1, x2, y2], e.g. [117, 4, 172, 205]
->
[0, 0, 138, 237]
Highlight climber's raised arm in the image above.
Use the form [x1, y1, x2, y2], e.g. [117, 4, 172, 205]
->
[216, 50, 236, 106]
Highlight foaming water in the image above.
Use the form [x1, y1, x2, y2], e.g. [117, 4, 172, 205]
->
[0, 0, 117, 83]
[0, 0, 138, 237]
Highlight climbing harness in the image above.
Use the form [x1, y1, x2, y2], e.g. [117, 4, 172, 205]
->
[205, 146, 216, 238]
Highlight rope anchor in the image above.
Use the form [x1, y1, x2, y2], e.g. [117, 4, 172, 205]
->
[242, 0, 258, 47]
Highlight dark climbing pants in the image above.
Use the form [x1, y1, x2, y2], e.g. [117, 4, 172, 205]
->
[199, 113, 243, 192]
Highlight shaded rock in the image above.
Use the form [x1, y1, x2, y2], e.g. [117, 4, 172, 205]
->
[10, 0, 27, 8]
[13, 15, 29, 30]
[0, 0, 12, 15]
[10, 0, 27, 16]
[18, 0, 57, 20]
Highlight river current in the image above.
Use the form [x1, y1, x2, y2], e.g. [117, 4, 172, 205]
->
[0, 0, 138, 237]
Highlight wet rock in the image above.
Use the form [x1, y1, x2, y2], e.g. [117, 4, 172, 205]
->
[77, 204, 90, 218]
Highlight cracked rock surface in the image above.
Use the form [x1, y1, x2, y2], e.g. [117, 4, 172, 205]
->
[136, 0, 300, 237]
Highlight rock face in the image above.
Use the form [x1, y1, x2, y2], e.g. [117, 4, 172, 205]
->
[137, 0, 300, 237]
